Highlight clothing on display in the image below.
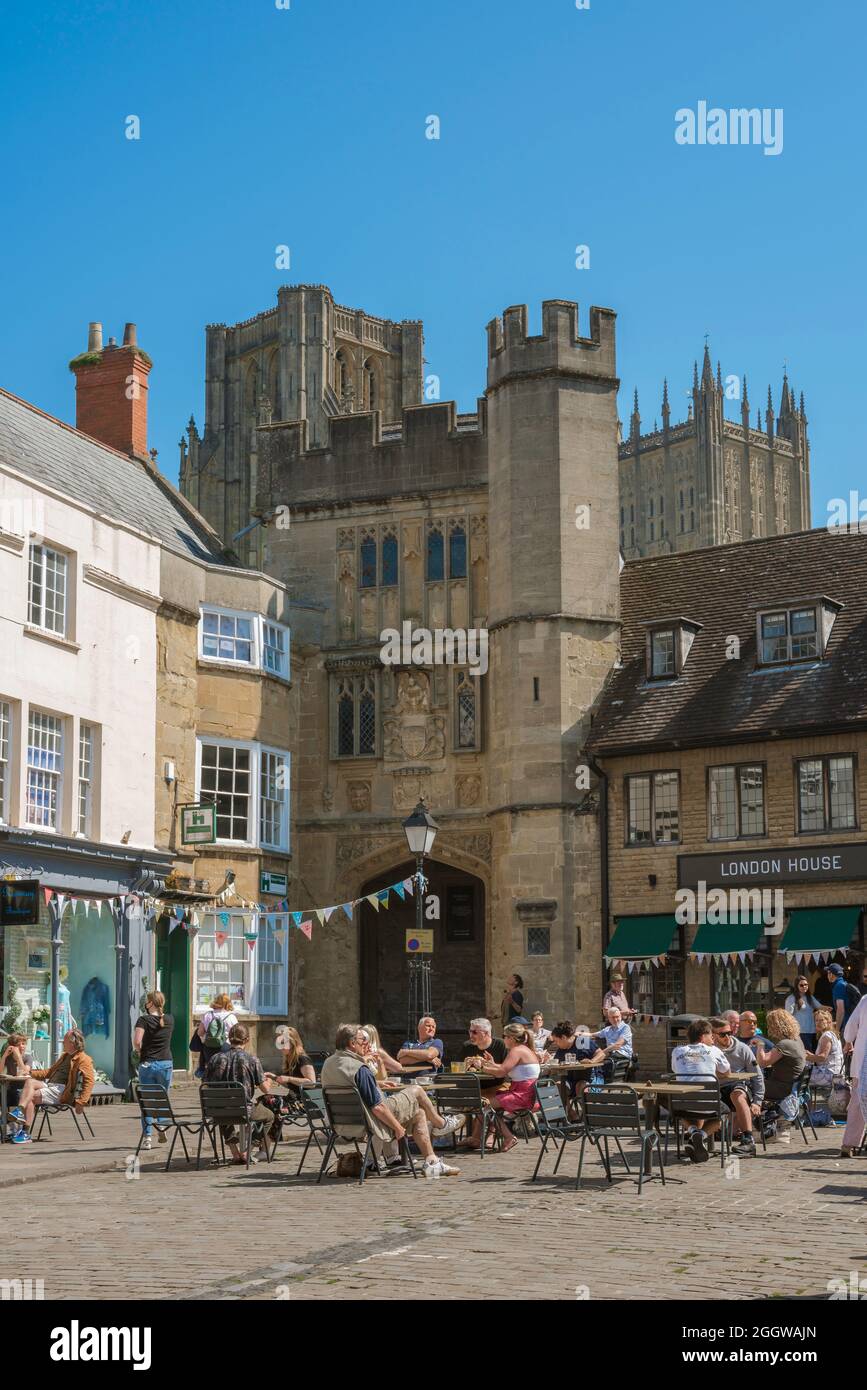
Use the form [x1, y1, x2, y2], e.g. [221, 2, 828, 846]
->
[80, 977, 111, 1038]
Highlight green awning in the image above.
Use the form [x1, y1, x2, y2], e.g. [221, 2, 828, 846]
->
[781, 906, 861, 960]
[690, 913, 767, 959]
[605, 914, 678, 963]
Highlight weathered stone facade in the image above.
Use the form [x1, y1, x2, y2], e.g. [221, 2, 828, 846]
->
[619, 349, 810, 559]
[181, 293, 622, 1048]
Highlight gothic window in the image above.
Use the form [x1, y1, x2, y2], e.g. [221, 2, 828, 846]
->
[268, 351, 281, 421]
[426, 523, 444, 581]
[449, 521, 467, 578]
[455, 671, 479, 750]
[381, 529, 398, 587]
[362, 358, 378, 411]
[334, 674, 378, 758]
[649, 497, 655, 518]
[360, 530, 377, 588]
[659, 495, 664, 515]
[650, 521, 655, 541]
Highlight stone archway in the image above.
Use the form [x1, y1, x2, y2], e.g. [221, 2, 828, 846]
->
[358, 858, 485, 1056]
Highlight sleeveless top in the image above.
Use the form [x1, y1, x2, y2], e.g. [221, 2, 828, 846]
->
[510, 1060, 541, 1083]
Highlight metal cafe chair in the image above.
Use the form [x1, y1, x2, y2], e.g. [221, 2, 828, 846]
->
[578, 1085, 666, 1195]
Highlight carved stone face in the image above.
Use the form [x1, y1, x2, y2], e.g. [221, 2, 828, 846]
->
[348, 781, 370, 812]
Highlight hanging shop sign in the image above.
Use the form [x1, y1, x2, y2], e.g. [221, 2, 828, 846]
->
[260, 870, 288, 896]
[678, 842, 867, 890]
[180, 804, 217, 846]
[0, 880, 40, 926]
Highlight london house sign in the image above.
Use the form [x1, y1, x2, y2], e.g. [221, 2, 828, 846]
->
[677, 842, 867, 890]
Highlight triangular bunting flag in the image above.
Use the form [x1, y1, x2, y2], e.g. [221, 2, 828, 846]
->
[245, 937, 257, 951]
[340, 903, 354, 919]
[376, 889, 390, 906]
[315, 909, 326, 926]
[300, 920, 313, 940]
[393, 883, 406, 901]
[292, 911, 303, 928]
[402, 877, 414, 895]
[323, 906, 336, 923]
[367, 894, 382, 912]
[215, 930, 229, 948]
[218, 911, 230, 928]
[43, 887, 54, 906]
[274, 929, 286, 946]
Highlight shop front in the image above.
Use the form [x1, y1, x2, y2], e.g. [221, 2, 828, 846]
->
[0, 829, 171, 1088]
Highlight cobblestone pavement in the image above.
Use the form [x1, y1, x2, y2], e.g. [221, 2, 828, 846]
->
[6, 1110, 867, 1301]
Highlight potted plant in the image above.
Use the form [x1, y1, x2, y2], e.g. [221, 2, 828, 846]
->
[1, 975, 24, 1035]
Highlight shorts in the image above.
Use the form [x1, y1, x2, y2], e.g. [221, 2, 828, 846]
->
[385, 1088, 420, 1129]
[722, 1083, 750, 1108]
[38, 1083, 64, 1106]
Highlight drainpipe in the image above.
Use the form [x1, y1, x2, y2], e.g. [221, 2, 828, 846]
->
[585, 752, 610, 999]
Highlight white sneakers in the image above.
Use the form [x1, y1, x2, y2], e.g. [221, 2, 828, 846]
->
[423, 1157, 460, 1178]
[431, 1114, 463, 1138]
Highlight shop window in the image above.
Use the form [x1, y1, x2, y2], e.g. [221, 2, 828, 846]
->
[797, 755, 856, 832]
[633, 938, 685, 1016]
[256, 914, 288, 1014]
[713, 950, 772, 1015]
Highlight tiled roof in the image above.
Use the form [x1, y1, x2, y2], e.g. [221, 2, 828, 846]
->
[587, 527, 867, 755]
[0, 388, 231, 564]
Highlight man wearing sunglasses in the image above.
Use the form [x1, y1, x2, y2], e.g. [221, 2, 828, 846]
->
[711, 1016, 764, 1156]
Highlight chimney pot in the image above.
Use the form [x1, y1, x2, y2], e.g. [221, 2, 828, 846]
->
[107, 337, 117, 348]
[87, 322, 103, 353]
[123, 322, 137, 347]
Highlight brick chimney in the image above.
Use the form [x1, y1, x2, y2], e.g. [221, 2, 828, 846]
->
[70, 321, 152, 460]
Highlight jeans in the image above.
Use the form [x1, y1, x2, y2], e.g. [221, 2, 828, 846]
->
[139, 1060, 173, 1135]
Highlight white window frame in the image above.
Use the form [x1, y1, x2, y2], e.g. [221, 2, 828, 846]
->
[0, 700, 10, 824]
[25, 709, 65, 832]
[757, 605, 820, 666]
[196, 737, 291, 850]
[28, 542, 68, 636]
[260, 746, 290, 852]
[198, 607, 290, 680]
[192, 910, 289, 1017]
[77, 722, 95, 837]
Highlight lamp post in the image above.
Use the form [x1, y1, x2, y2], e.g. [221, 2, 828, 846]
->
[402, 800, 438, 1033]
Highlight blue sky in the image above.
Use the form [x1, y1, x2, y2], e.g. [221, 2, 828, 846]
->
[1, 0, 863, 522]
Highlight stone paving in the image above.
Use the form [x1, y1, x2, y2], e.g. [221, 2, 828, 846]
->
[4, 1096, 866, 1301]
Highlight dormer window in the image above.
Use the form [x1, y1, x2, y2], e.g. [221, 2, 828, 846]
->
[650, 629, 675, 677]
[756, 597, 840, 667]
[645, 618, 702, 681]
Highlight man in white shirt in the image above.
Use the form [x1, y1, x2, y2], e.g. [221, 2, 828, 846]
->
[670, 1018, 731, 1163]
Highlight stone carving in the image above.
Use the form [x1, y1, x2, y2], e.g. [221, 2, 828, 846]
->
[347, 780, 371, 812]
[322, 784, 334, 813]
[470, 514, 488, 562]
[436, 830, 492, 863]
[456, 773, 481, 808]
[396, 670, 429, 712]
[336, 835, 388, 869]
[383, 671, 445, 764]
[337, 528, 355, 550]
[337, 549, 355, 639]
[392, 771, 432, 811]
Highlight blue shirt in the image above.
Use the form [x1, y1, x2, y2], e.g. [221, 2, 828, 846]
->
[399, 1037, 444, 1073]
[595, 1022, 633, 1059]
[832, 977, 859, 1025]
[354, 1064, 383, 1109]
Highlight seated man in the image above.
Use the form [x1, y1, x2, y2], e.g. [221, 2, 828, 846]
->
[737, 1011, 769, 1053]
[204, 1022, 277, 1164]
[322, 1024, 460, 1177]
[543, 1020, 604, 1113]
[710, 1016, 764, 1156]
[670, 1017, 731, 1162]
[396, 1015, 444, 1075]
[460, 1018, 508, 1086]
[592, 1006, 634, 1080]
[11, 1028, 95, 1142]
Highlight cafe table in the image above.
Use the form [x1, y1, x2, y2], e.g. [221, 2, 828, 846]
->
[622, 1080, 727, 1173]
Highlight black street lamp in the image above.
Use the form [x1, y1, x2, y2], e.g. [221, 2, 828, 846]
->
[402, 800, 438, 1031]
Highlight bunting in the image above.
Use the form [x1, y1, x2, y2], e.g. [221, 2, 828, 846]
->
[299, 921, 313, 940]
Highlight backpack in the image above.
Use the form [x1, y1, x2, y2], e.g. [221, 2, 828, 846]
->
[842, 983, 862, 1018]
[202, 1011, 229, 1051]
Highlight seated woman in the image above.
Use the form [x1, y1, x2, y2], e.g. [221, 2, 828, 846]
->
[361, 1024, 406, 1083]
[805, 1006, 845, 1089]
[466, 1022, 541, 1153]
[754, 1008, 807, 1143]
[260, 1025, 317, 1142]
[0, 1033, 29, 1135]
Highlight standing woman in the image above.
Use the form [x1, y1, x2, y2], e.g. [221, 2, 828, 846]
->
[784, 975, 820, 1052]
[480, 1022, 541, 1153]
[133, 991, 174, 1151]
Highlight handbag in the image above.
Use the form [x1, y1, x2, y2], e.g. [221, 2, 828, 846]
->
[189, 1030, 203, 1054]
[829, 1077, 852, 1119]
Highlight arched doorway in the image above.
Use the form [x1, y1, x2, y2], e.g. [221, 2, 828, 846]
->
[359, 859, 485, 1056]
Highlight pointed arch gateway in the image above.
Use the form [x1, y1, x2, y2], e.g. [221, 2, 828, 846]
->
[359, 858, 486, 1056]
